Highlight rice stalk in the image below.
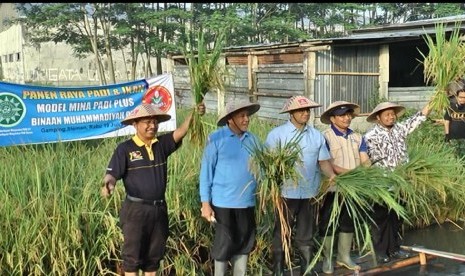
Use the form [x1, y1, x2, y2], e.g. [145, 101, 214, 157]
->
[419, 22, 465, 113]
[394, 140, 465, 227]
[316, 137, 465, 265]
[316, 165, 411, 267]
[183, 29, 227, 147]
[247, 131, 304, 270]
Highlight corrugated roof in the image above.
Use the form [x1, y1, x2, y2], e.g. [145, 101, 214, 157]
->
[352, 14, 465, 33]
[332, 14, 465, 42]
[332, 25, 465, 41]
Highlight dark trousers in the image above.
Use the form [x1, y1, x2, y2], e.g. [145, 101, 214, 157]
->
[119, 199, 169, 272]
[371, 203, 403, 256]
[272, 198, 316, 253]
[211, 206, 256, 261]
[318, 192, 355, 236]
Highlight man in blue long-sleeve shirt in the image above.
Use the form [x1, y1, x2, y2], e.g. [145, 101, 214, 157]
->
[199, 100, 261, 276]
[266, 95, 336, 276]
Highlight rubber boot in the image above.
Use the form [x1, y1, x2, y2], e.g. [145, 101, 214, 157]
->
[272, 252, 284, 276]
[298, 245, 313, 276]
[214, 260, 228, 276]
[336, 232, 361, 271]
[322, 237, 334, 274]
[231, 254, 248, 276]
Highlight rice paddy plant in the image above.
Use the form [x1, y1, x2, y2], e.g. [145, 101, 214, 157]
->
[0, 139, 124, 275]
[183, 29, 227, 147]
[449, 139, 465, 159]
[163, 110, 217, 275]
[248, 116, 281, 141]
[419, 22, 465, 113]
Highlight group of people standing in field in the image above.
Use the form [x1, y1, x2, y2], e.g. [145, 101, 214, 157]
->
[100, 78, 465, 275]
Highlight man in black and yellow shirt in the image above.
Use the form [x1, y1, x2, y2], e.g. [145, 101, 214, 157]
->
[101, 102, 205, 276]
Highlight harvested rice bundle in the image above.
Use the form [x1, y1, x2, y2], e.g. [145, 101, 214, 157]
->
[314, 166, 410, 268]
[317, 139, 465, 259]
[419, 22, 465, 114]
[184, 30, 226, 146]
[318, 165, 409, 256]
[394, 141, 465, 227]
[247, 131, 303, 269]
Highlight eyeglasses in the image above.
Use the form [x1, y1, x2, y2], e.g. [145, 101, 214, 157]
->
[138, 119, 158, 125]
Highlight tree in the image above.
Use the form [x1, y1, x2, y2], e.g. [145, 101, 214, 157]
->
[12, 2, 465, 84]
[15, 3, 117, 85]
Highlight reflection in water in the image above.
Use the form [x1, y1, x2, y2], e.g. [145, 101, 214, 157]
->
[379, 221, 465, 275]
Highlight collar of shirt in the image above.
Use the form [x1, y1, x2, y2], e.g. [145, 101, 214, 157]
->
[374, 123, 394, 132]
[286, 120, 309, 133]
[330, 124, 353, 138]
[224, 125, 250, 140]
[132, 135, 158, 147]
[133, 135, 159, 160]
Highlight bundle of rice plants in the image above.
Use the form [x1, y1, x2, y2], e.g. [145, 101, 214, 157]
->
[419, 22, 465, 114]
[317, 165, 410, 264]
[393, 140, 465, 227]
[247, 131, 304, 269]
[183, 30, 226, 147]
[315, 132, 465, 267]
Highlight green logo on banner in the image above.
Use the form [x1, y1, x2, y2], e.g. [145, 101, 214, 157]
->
[0, 93, 26, 127]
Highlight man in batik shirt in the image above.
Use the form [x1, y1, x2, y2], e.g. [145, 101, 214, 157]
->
[364, 101, 431, 264]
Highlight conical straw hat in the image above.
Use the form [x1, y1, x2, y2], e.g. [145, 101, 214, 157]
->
[121, 103, 171, 125]
[320, 101, 360, 124]
[217, 101, 261, 126]
[280, 95, 321, 114]
[366, 102, 405, 123]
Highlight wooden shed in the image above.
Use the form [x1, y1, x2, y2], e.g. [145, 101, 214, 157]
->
[166, 15, 465, 130]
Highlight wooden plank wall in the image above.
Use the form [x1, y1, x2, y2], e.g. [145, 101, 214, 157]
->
[172, 62, 302, 123]
[172, 64, 251, 116]
[388, 86, 435, 110]
[254, 63, 305, 123]
[170, 54, 436, 129]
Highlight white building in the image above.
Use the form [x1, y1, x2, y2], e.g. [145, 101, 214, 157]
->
[0, 3, 167, 86]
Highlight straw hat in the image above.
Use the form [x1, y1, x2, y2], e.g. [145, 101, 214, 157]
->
[320, 101, 361, 124]
[217, 101, 261, 126]
[280, 95, 321, 114]
[366, 102, 405, 123]
[121, 103, 171, 125]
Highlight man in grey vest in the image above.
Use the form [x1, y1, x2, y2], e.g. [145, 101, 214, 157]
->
[319, 101, 371, 274]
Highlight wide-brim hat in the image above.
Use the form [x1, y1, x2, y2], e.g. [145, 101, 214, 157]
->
[121, 103, 171, 125]
[217, 101, 261, 126]
[366, 102, 405, 123]
[320, 101, 361, 124]
[280, 95, 321, 114]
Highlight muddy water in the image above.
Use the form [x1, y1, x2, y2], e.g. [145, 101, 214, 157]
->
[379, 221, 465, 275]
